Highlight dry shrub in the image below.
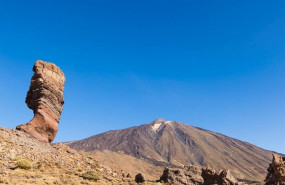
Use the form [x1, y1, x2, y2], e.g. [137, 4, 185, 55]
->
[80, 171, 100, 181]
[16, 158, 33, 170]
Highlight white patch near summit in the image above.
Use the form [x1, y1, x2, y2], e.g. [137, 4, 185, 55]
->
[152, 123, 162, 132]
[165, 121, 174, 128]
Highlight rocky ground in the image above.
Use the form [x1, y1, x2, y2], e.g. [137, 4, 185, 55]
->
[0, 127, 144, 185]
[1, 125, 277, 185]
[0, 126, 261, 185]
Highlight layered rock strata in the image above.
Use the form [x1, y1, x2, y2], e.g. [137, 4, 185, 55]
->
[265, 154, 285, 185]
[16, 60, 65, 143]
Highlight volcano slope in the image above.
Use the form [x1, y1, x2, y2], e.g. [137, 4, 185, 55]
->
[67, 119, 274, 182]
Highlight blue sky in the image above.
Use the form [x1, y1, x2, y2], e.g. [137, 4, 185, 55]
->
[0, 0, 284, 153]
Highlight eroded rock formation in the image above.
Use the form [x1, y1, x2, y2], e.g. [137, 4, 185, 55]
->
[16, 60, 65, 143]
[160, 165, 204, 185]
[265, 154, 285, 185]
[202, 167, 241, 185]
[159, 165, 242, 185]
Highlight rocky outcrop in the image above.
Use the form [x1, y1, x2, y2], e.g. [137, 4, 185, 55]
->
[159, 165, 242, 185]
[160, 165, 204, 185]
[202, 167, 241, 185]
[265, 154, 285, 185]
[16, 60, 65, 143]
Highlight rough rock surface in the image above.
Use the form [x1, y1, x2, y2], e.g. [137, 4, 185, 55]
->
[16, 60, 66, 143]
[202, 167, 241, 185]
[265, 154, 285, 185]
[160, 166, 204, 185]
[0, 127, 135, 185]
[159, 165, 242, 185]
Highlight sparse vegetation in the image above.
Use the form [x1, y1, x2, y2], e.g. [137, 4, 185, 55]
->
[77, 168, 83, 172]
[16, 158, 33, 170]
[80, 171, 100, 181]
[1, 125, 134, 184]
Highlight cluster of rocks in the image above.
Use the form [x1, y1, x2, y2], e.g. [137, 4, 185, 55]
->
[132, 154, 285, 185]
[158, 165, 243, 185]
[16, 60, 66, 143]
[265, 154, 285, 185]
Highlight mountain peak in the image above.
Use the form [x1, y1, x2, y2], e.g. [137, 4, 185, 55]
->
[151, 118, 166, 124]
[67, 119, 273, 182]
[150, 119, 175, 132]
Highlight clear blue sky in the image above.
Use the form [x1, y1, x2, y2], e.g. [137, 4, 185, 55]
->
[0, 0, 284, 153]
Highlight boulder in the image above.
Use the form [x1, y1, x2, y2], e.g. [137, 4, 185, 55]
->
[16, 60, 65, 143]
[135, 173, 146, 183]
[265, 154, 285, 185]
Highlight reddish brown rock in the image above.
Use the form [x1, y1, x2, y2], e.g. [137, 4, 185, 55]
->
[16, 60, 65, 143]
[265, 154, 285, 185]
[202, 167, 241, 185]
[160, 165, 204, 185]
[159, 165, 242, 185]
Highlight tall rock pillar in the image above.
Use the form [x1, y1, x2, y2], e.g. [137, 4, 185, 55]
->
[16, 60, 66, 143]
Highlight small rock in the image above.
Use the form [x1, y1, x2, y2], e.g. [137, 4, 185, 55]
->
[135, 173, 146, 183]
